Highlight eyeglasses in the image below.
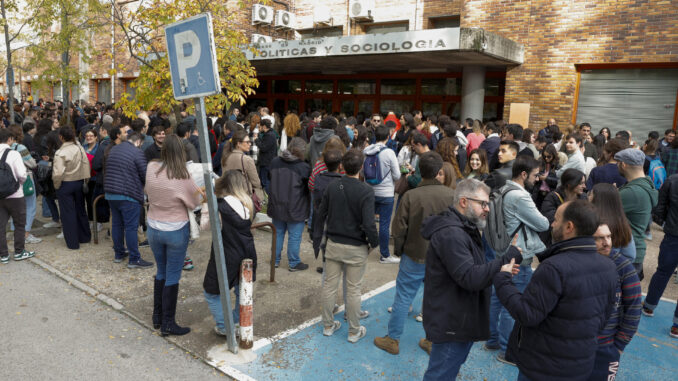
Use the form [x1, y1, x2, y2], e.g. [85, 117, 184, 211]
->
[543, 155, 553, 159]
[466, 197, 489, 209]
[372, 119, 381, 123]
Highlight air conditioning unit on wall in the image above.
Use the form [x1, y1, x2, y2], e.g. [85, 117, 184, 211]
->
[349, 0, 375, 21]
[313, 5, 332, 26]
[251, 34, 273, 44]
[252, 4, 274, 25]
[274, 10, 295, 30]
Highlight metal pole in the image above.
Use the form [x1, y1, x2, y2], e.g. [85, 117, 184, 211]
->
[194, 97, 238, 353]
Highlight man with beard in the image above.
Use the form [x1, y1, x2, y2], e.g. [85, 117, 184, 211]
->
[493, 200, 618, 381]
[485, 156, 550, 365]
[420, 179, 523, 380]
[144, 126, 166, 162]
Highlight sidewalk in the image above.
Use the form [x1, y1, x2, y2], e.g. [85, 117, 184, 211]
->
[0, 259, 222, 380]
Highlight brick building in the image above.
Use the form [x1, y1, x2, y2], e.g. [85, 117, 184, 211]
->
[4, 0, 677, 136]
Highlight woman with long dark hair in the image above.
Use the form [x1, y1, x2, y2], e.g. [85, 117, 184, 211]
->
[52, 126, 91, 249]
[203, 170, 256, 336]
[587, 138, 628, 189]
[145, 134, 203, 336]
[463, 148, 490, 181]
[589, 183, 636, 261]
[532, 144, 560, 209]
[539, 168, 587, 246]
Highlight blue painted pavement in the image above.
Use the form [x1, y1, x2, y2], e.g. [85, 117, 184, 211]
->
[232, 286, 677, 380]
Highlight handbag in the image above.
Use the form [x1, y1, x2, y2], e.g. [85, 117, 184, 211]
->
[23, 174, 35, 196]
[240, 153, 262, 213]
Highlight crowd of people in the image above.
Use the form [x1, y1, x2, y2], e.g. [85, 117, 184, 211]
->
[1, 97, 677, 379]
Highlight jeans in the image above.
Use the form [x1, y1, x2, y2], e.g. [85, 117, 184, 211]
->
[644, 233, 678, 324]
[273, 219, 304, 268]
[10, 191, 36, 232]
[423, 341, 473, 380]
[482, 232, 496, 262]
[589, 345, 621, 381]
[488, 265, 533, 351]
[204, 286, 240, 330]
[374, 196, 394, 258]
[517, 371, 533, 381]
[41, 196, 52, 218]
[44, 195, 60, 222]
[56, 180, 91, 250]
[258, 165, 270, 195]
[148, 224, 189, 286]
[387, 255, 425, 340]
[109, 199, 141, 262]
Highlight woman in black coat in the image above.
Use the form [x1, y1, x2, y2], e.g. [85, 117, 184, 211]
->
[203, 170, 257, 336]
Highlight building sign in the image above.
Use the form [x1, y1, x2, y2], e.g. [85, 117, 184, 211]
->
[245, 28, 460, 60]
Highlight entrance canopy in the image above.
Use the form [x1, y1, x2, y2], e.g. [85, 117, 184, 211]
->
[245, 28, 524, 75]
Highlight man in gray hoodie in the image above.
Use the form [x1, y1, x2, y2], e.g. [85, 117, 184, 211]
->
[363, 125, 401, 264]
[306, 116, 336, 166]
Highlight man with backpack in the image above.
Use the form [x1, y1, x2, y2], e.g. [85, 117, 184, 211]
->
[0, 128, 35, 263]
[484, 156, 550, 365]
[363, 125, 401, 264]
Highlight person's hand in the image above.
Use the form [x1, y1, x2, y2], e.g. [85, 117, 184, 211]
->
[538, 174, 546, 181]
[197, 186, 207, 201]
[511, 234, 523, 254]
[41, 155, 49, 161]
[501, 258, 521, 275]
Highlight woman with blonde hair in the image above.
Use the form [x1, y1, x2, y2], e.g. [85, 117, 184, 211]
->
[465, 120, 486, 156]
[145, 134, 203, 336]
[221, 129, 264, 203]
[435, 137, 463, 180]
[280, 113, 301, 153]
[203, 170, 257, 336]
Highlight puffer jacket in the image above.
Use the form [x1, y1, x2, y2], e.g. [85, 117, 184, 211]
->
[267, 150, 311, 222]
[493, 236, 618, 381]
[103, 141, 147, 203]
[421, 206, 521, 343]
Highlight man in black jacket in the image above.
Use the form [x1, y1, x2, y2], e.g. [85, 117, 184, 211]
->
[484, 141, 518, 190]
[420, 179, 522, 380]
[318, 149, 378, 344]
[310, 149, 343, 260]
[644, 174, 678, 338]
[494, 200, 618, 381]
[255, 119, 277, 194]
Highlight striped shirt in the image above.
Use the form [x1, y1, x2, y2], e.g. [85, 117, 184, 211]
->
[596, 251, 642, 350]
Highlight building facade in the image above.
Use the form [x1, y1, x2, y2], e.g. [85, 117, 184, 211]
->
[4, 0, 677, 135]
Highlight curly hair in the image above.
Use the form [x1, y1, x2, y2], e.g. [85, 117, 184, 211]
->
[436, 137, 462, 179]
[283, 113, 301, 137]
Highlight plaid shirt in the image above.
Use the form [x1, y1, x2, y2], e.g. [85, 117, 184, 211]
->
[661, 148, 678, 176]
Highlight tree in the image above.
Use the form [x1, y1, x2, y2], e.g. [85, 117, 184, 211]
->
[27, 0, 106, 123]
[0, 0, 44, 122]
[112, 0, 259, 119]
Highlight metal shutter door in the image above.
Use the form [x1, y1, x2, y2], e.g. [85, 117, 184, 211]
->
[576, 68, 678, 139]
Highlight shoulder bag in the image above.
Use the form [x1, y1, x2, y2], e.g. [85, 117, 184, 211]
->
[240, 153, 262, 213]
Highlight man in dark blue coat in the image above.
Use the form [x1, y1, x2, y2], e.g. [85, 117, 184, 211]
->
[421, 179, 522, 380]
[494, 199, 618, 381]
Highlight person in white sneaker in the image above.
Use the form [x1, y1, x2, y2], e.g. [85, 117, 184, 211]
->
[7, 125, 41, 244]
[0, 129, 35, 263]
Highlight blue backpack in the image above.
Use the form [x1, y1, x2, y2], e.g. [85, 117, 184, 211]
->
[364, 147, 391, 185]
[648, 157, 666, 190]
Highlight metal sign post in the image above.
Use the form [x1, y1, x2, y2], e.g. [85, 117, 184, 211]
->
[165, 13, 238, 354]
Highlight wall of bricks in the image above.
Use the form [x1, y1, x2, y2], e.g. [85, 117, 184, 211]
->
[461, 0, 678, 130]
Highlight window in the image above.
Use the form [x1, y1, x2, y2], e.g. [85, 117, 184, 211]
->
[380, 100, 413, 115]
[358, 101, 374, 115]
[298, 27, 343, 39]
[341, 100, 354, 116]
[97, 80, 111, 104]
[338, 80, 376, 94]
[123, 80, 136, 100]
[254, 79, 268, 94]
[364, 22, 408, 34]
[272, 79, 301, 94]
[422, 102, 442, 116]
[430, 16, 460, 29]
[381, 79, 415, 95]
[52, 83, 62, 101]
[305, 99, 332, 114]
[484, 77, 504, 97]
[421, 78, 460, 95]
[305, 80, 333, 94]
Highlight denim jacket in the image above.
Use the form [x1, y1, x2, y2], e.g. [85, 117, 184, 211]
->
[502, 180, 550, 264]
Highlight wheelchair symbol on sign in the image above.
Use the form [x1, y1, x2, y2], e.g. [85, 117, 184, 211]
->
[197, 72, 206, 86]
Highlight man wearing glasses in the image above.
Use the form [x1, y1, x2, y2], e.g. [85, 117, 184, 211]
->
[420, 179, 522, 380]
[370, 114, 382, 127]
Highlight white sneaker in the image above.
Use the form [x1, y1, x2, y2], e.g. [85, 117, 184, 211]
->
[387, 305, 413, 313]
[347, 326, 367, 343]
[25, 234, 42, 244]
[56, 232, 64, 239]
[415, 313, 423, 322]
[380, 256, 400, 264]
[323, 321, 341, 336]
[43, 221, 61, 228]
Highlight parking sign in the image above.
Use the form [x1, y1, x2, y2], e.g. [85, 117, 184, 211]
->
[165, 13, 221, 100]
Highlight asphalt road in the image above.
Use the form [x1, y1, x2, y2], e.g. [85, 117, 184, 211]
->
[0, 260, 225, 380]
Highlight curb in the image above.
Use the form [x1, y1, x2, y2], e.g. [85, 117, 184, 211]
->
[28, 257, 234, 380]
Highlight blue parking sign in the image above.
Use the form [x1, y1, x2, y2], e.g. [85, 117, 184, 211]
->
[165, 13, 221, 100]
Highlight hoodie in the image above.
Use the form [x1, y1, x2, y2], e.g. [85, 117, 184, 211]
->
[267, 150, 311, 222]
[362, 143, 401, 198]
[619, 176, 658, 264]
[421, 206, 521, 343]
[306, 128, 334, 166]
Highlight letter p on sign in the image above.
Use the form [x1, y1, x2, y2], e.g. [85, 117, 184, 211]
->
[174, 30, 201, 93]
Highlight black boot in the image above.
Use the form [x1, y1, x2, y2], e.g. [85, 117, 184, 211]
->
[161, 283, 190, 336]
[152, 277, 165, 329]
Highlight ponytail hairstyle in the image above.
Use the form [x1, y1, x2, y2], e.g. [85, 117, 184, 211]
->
[215, 170, 253, 219]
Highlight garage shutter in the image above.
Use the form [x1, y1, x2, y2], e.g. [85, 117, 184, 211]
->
[576, 68, 678, 140]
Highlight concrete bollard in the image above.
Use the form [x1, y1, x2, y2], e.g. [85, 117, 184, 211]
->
[239, 259, 254, 349]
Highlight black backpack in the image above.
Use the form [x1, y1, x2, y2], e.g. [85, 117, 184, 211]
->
[0, 149, 20, 199]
